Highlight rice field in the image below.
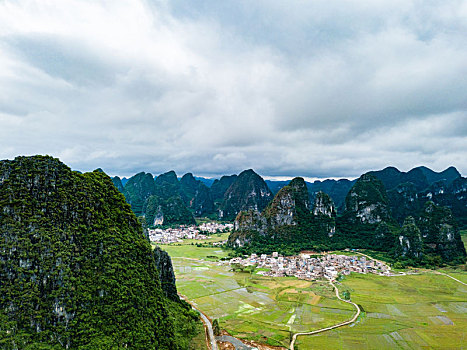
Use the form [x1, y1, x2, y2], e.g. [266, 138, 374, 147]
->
[170, 256, 354, 347]
[159, 239, 467, 349]
[295, 273, 467, 349]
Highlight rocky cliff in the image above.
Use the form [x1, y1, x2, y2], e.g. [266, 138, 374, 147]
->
[220, 169, 273, 220]
[228, 177, 332, 249]
[263, 177, 311, 228]
[343, 173, 392, 224]
[0, 156, 199, 349]
[415, 201, 466, 262]
[396, 216, 424, 259]
[153, 247, 178, 302]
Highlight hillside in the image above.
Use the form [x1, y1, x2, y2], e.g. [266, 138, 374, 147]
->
[229, 172, 466, 266]
[219, 169, 273, 221]
[0, 156, 200, 349]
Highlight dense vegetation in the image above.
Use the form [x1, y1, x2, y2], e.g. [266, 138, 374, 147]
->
[229, 173, 466, 267]
[0, 156, 200, 349]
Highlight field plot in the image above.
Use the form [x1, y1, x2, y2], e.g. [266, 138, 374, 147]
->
[169, 257, 354, 347]
[295, 273, 467, 349]
[156, 232, 230, 260]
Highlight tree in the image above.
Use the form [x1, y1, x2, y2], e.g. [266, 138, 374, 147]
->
[342, 290, 351, 300]
[212, 319, 220, 336]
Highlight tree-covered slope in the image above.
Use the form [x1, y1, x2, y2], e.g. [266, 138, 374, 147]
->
[179, 173, 214, 216]
[122, 172, 156, 216]
[0, 156, 199, 349]
[220, 169, 273, 221]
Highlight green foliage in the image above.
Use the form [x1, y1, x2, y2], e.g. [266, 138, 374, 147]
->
[220, 169, 273, 221]
[122, 172, 156, 216]
[212, 319, 220, 336]
[0, 156, 200, 349]
[179, 173, 214, 216]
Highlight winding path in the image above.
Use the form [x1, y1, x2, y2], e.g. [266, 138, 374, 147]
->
[198, 310, 218, 350]
[289, 279, 361, 350]
[216, 335, 256, 350]
[179, 294, 217, 350]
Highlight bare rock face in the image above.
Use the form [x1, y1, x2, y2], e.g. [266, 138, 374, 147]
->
[396, 216, 424, 259]
[153, 247, 178, 301]
[263, 177, 310, 228]
[344, 173, 392, 224]
[416, 202, 466, 262]
[313, 191, 336, 218]
[228, 177, 313, 246]
[233, 209, 267, 233]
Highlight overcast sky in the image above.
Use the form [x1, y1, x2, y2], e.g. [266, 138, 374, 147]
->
[0, 0, 466, 179]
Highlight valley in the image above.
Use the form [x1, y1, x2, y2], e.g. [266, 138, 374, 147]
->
[159, 235, 467, 349]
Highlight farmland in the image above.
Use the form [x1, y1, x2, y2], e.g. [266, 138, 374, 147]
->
[159, 238, 467, 349]
[295, 273, 467, 349]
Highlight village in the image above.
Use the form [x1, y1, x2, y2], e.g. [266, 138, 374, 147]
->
[148, 222, 233, 244]
[228, 252, 392, 281]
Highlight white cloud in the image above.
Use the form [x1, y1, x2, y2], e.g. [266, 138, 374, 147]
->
[0, 0, 466, 178]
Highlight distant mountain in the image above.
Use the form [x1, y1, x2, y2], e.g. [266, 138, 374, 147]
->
[112, 175, 124, 192]
[0, 156, 199, 348]
[210, 174, 237, 203]
[395, 202, 466, 263]
[123, 172, 156, 216]
[369, 166, 461, 192]
[219, 169, 273, 221]
[265, 180, 289, 194]
[115, 165, 465, 228]
[179, 173, 214, 216]
[117, 171, 195, 226]
[147, 171, 195, 225]
[307, 178, 356, 212]
[228, 171, 466, 265]
[228, 178, 336, 250]
[368, 166, 465, 227]
[195, 176, 216, 187]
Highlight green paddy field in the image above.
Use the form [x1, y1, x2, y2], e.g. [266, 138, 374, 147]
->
[158, 232, 467, 349]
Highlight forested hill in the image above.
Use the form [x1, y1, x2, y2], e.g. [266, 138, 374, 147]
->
[0, 156, 200, 349]
[115, 165, 465, 229]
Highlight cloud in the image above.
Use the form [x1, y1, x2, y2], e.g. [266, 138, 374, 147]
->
[0, 0, 466, 179]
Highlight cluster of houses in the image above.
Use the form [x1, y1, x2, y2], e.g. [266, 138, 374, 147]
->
[148, 222, 233, 244]
[229, 252, 391, 281]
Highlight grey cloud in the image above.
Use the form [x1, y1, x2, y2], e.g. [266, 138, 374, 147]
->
[0, 0, 465, 179]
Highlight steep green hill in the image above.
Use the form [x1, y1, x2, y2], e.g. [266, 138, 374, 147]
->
[0, 156, 199, 349]
[220, 169, 273, 221]
[122, 172, 156, 216]
[179, 173, 214, 216]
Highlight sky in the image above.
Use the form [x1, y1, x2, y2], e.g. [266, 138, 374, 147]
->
[0, 0, 466, 179]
